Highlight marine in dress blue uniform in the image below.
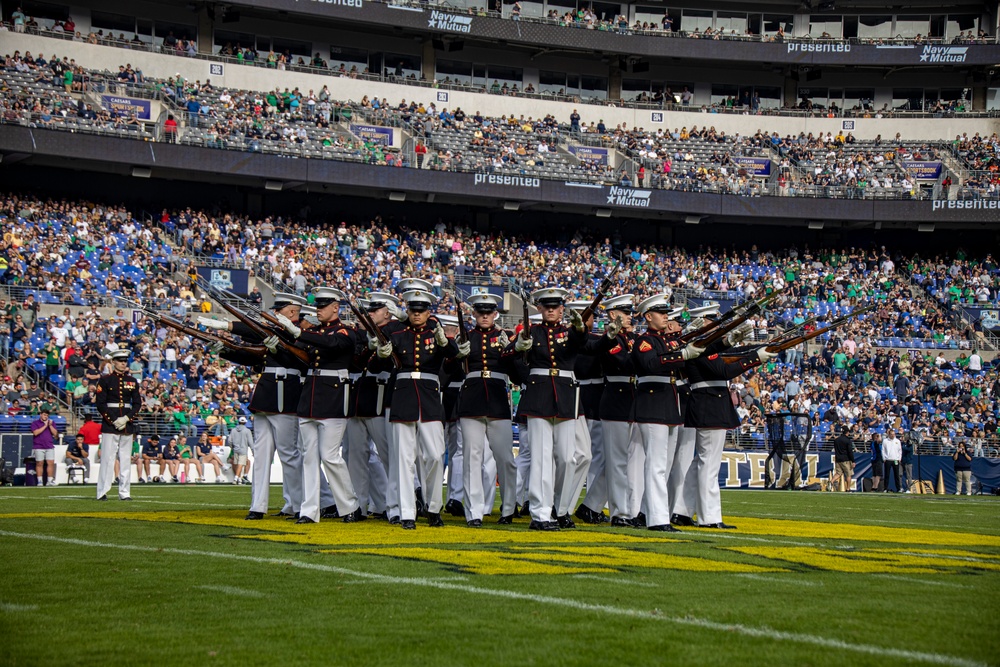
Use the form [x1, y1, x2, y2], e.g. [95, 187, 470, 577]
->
[95, 348, 141, 501]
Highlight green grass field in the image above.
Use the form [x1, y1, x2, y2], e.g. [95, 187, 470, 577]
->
[1, 486, 998, 667]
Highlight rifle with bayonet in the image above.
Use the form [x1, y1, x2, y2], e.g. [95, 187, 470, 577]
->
[196, 279, 311, 365]
[127, 299, 267, 357]
[580, 260, 623, 323]
[720, 303, 878, 362]
[680, 288, 785, 344]
[347, 299, 401, 369]
[684, 289, 786, 350]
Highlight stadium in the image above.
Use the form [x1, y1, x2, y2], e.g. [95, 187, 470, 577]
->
[0, 0, 999, 664]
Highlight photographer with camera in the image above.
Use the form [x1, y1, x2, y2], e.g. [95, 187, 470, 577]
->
[953, 440, 973, 496]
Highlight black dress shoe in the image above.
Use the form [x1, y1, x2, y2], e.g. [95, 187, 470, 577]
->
[321, 505, 340, 519]
[557, 514, 576, 529]
[445, 499, 465, 517]
[529, 520, 560, 531]
[610, 516, 635, 527]
[648, 524, 682, 532]
[466, 519, 482, 528]
[342, 508, 366, 523]
[275, 511, 295, 518]
[670, 514, 696, 527]
[595, 511, 609, 524]
[245, 511, 265, 520]
[295, 516, 317, 524]
[415, 488, 427, 517]
[388, 515, 401, 525]
[631, 512, 647, 528]
[574, 505, 602, 525]
[519, 501, 531, 517]
[699, 522, 737, 529]
[369, 511, 388, 521]
[120, 497, 132, 501]
[97, 495, 108, 501]
[285, 512, 301, 521]
[496, 514, 515, 525]
[400, 519, 416, 530]
[427, 512, 444, 527]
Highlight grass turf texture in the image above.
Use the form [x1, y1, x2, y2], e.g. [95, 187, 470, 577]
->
[1, 487, 998, 667]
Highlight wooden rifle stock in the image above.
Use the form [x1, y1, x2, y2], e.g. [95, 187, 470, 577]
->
[719, 304, 877, 362]
[204, 287, 310, 365]
[348, 301, 401, 369]
[679, 288, 784, 344]
[142, 308, 267, 357]
[580, 260, 623, 322]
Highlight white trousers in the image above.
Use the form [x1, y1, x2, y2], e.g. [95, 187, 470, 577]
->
[527, 417, 576, 522]
[445, 421, 464, 503]
[638, 422, 679, 527]
[558, 415, 593, 516]
[603, 420, 640, 519]
[694, 429, 728, 525]
[460, 417, 516, 520]
[515, 422, 531, 505]
[249, 413, 303, 514]
[298, 417, 358, 522]
[581, 418, 607, 512]
[96, 433, 133, 500]
[668, 425, 698, 519]
[345, 416, 389, 513]
[392, 420, 446, 521]
[374, 412, 400, 518]
[627, 429, 646, 518]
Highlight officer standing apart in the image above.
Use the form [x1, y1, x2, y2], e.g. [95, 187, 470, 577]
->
[632, 295, 704, 531]
[202, 292, 310, 521]
[457, 293, 520, 527]
[275, 286, 362, 524]
[373, 289, 459, 529]
[95, 348, 141, 501]
[685, 343, 777, 528]
[508, 288, 591, 531]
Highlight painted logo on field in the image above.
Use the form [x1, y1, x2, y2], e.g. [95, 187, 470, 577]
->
[607, 186, 651, 207]
[428, 10, 473, 33]
[920, 45, 967, 63]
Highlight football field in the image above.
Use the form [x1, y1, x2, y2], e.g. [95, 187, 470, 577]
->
[1, 487, 998, 666]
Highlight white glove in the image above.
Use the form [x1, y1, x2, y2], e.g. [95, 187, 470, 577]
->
[514, 335, 532, 352]
[456, 341, 471, 358]
[498, 331, 510, 347]
[367, 334, 379, 350]
[605, 315, 623, 339]
[683, 317, 707, 334]
[376, 342, 393, 359]
[112, 416, 129, 430]
[568, 308, 585, 332]
[757, 348, 779, 363]
[209, 341, 224, 355]
[433, 325, 448, 348]
[263, 335, 280, 354]
[198, 317, 229, 331]
[681, 344, 706, 361]
[726, 321, 754, 347]
[275, 313, 301, 339]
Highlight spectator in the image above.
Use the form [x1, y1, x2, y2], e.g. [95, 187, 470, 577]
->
[64, 432, 91, 483]
[160, 437, 180, 482]
[196, 432, 224, 482]
[832, 425, 854, 492]
[140, 434, 164, 483]
[953, 441, 973, 495]
[881, 428, 902, 492]
[30, 407, 59, 486]
[228, 416, 252, 484]
[177, 436, 204, 483]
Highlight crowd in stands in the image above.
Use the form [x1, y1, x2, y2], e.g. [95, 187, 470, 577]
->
[1, 193, 998, 459]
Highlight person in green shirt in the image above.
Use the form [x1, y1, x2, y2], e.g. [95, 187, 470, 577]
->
[833, 349, 848, 378]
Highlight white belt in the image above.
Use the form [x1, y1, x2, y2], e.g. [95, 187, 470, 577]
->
[675, 378, 689, 386]
[605, 375, 634, 384]
[106, 402, 132, 408]
[578, 378, 604, 386]
[307, 369, 350, 379]
[447, 381, 463, 390]
[637, 376, 675, 385]
[397, 372, 441, 386]
[690, 380, 729, 390]
[263, 367, 300, 377]
[466, 371, 509, 383]
[349, 372, 362, 381]
[529, 369, 576, 380]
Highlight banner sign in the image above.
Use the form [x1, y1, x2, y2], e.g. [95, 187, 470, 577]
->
[195, 267, 249, 295]
[733, 156, 772, 177]
[100, 95, 151, 120]
[350, 123, 394, 147]
[903, 161, 943, 180]
[456, 283, 504, 299]
[570, 145, 609, 165]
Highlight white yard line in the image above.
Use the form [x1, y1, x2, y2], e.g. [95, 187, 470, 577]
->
[194, 584, 266, 598]
[0, 602, 39, 612]
[0, 529, 984, 667]
[570, 574, 659, 587]
[873, 575, 973, 590]
[735, 574, 823, 587]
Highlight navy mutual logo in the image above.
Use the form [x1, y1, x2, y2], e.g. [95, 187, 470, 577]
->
[919, 46, 967, 63]
[607, 186, 651, 207]
[428, 10, 473, 33]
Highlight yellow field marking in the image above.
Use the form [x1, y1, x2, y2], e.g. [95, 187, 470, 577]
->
[331, 547, 617, 576]
[722, 517, 1000, 547]
[725, 546, 1000, 574]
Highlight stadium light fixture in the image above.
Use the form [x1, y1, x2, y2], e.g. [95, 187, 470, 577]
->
[808, 221, 824, 230]
[595, 208, 612, 218]
[503, 201, 520, 211]
[388, 191, 407, 201]
[131, 166, 152, 178]
[264, 180, 283, 191]
[685, 215, 703, 224]
[918, 223, 935, 233]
